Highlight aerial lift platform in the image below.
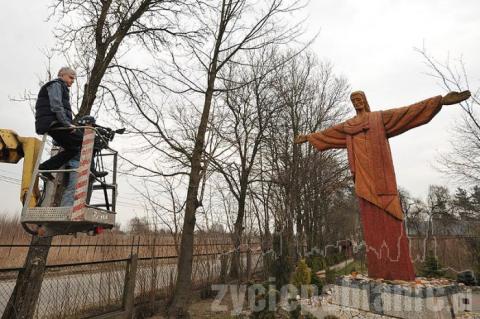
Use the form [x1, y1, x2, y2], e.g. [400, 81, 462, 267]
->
[0, 125, 119, 236]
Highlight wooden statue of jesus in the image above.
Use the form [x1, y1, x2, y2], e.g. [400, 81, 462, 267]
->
[295, 90, 471, 281]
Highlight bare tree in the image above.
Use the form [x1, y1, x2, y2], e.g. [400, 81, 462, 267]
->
[4, 2, 195, 317]
[263, 52, 351, 269]
[51, 0, 197, 116]
[399, 187, 427, 236]
[128, 216, 152, 234]
[208, 46, 290, 278]
[112, 0, 305, 315]
[167, 1, 305, 315]
[136, 178, 185, 253]
[417, 48, 480, 185]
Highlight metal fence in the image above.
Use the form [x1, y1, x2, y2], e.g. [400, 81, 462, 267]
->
[0, 246, 264, 319]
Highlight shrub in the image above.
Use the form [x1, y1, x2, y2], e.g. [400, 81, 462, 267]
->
[325, 267, 336, 285]
[420, 252, 445, 278]
[288, 297, 301, 319]
[310, 272, 324, 292]
[250, 282, 279, 319]
[307, 256, 326, 272]
[291, 259, 312, 289]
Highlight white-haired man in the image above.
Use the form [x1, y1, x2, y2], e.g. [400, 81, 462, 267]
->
[35, 67, 82, 180]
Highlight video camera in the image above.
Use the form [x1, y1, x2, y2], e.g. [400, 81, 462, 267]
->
[76, 116, 125, 150]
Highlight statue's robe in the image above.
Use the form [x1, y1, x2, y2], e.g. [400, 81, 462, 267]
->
[306, 95, 443, 280]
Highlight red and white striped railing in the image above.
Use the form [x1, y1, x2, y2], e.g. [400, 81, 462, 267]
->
[71, 128, 95, 221]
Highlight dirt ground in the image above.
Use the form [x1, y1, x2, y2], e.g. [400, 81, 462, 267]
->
[150, 290, 480, 319]
[149, 290, 247, 319]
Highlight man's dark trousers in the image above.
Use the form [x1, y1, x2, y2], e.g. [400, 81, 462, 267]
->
[39, 128, 83, 170]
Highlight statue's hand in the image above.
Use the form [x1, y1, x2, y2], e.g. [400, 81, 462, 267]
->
[294, 134, 308, 144]
[441, 90, 471, 105]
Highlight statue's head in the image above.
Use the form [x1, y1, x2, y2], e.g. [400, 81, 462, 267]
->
[350, 91, 371, 114]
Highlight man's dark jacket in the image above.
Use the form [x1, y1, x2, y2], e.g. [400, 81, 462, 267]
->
[35, 78, 73, 134]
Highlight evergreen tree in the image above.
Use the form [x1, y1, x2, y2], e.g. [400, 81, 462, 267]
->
[420, 252, 445, 278]
[291, 259, 312, 289]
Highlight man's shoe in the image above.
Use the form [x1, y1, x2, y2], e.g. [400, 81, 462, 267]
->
[38, 164, 55, 181]
[39, 171, 55, 181]
[92, 170, 108, 178]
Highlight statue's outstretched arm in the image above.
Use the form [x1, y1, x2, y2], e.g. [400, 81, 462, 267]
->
[294, 123, 347, 151]
[383, 91, 471, 138]
[441, 90, 471, 105]
[294, 134, 308, 144]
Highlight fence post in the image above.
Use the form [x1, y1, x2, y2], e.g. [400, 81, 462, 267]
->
[220, 252, 228, 283]
[149, 236, 158, 312]
[122, 254, 138, 319]
[246, 249, 252, 280]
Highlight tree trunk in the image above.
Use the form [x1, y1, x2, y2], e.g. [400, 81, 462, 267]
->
[77, 57, 107, 118]
[2, 176, 59, 319]
[168, 77, 216, 318]
[229, 183, 247, 279]
[2, 236, 52, 319]
[291, 134, 302, 259]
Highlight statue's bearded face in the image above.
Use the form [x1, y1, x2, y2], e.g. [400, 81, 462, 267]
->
[350, 92, 370, 113]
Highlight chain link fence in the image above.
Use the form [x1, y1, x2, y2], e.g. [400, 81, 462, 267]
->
[0, 244, 264, 318]
[0, 269, 17, 317]
[38, 260, 127, 318]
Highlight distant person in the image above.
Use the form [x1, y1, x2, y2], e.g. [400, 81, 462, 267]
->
[35, 67, 82, 180]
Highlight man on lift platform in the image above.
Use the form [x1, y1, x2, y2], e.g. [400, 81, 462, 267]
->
[34, 66, 106, 181]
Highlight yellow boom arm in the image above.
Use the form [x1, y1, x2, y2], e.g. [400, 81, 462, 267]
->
[0, 129, 42, 207]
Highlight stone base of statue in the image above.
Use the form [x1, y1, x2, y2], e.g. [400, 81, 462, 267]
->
[323, 275, 473, 318]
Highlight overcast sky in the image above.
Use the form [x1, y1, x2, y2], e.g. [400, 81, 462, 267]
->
[0, 0, 479, 226]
